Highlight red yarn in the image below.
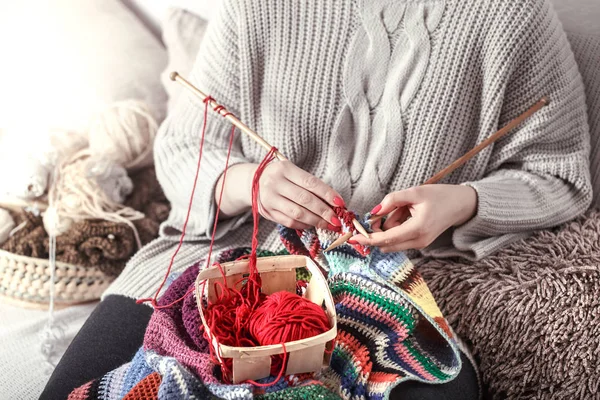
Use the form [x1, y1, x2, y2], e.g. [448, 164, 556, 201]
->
[203, 147, 332, 385]
[207, 289, 330, 384]
[203, 147, 278, 347]
[249, 291, 330, 346]
[139, 89, 331, 385]
[137, 95, 224, 308]
[247, 291, 330, 383]
[202, 147, 278, 382]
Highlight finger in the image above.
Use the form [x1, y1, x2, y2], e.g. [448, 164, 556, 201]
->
[283, 163, 344, 207]
[276, 180, 339, 227]
[372, 188, 421, 216]
[267, 209, 312, 230]
[379, 229, 437, 252]
[370, 217, 383, 232]
[271, 196, 332, 229]
[257, 194, 275, 220]
[382, 206, 411, 230]
[379, 237, 431, 253]
[351, 217, 421, 247]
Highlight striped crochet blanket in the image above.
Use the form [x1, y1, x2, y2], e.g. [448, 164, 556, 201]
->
[69, 215, 461, 400]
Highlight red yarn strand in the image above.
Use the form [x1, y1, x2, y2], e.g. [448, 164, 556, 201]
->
[137, 97, 236, 309]
[244, 343, 289, 387]
[139, 91, 331, 387]
[204, 124, 238, 275]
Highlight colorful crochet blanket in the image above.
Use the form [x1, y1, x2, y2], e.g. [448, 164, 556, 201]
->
[69, 215, 461, 400]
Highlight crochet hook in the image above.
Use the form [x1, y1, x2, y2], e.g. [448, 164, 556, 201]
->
[324, 96, 550, 252]
[170, 71, 371, 239]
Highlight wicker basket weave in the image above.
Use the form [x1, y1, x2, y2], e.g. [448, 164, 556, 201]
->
[0, 248, 113, 307]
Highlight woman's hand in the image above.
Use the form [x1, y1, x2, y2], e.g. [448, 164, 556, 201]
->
[351, 185, 478, 253]
[215, 161, 345, 230]
[256, 160, 345, 230]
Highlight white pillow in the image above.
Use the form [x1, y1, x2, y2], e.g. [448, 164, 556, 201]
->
[168, 0, 220, 22]
[160, 8, 209, 112]
[0, 0, 168, 134]
[125, 0, 218, 35]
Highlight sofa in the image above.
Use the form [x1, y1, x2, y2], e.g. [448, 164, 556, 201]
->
[0, 0, 598, 398]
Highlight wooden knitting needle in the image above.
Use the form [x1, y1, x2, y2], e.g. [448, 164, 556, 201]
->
[170, 71, 371, 239]
[324, 96, 550, 252]
[171, 72, 286, 161]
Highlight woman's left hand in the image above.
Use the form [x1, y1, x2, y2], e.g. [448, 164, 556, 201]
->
[350, 185, 478, 253]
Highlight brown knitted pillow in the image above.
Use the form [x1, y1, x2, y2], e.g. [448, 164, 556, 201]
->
[419, 209, 600, 399]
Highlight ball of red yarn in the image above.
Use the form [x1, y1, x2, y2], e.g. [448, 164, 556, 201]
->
[249, 291, 330, 346]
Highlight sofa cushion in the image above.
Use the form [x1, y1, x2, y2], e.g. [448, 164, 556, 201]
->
[420, 209, 600, 399]
[160, 8, 209, 113]
[125, 0, 219, 35]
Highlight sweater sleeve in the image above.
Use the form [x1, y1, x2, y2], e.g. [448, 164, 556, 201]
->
[154, 0, 251, 240]
[425, 1, 593, 261]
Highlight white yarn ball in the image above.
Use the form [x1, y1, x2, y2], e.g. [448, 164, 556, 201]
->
[43, 205, 72, 237]
[44, 150, 143, 244]
[3, 156, 50, 200]
[39, 130, 89, 170]
[87, 158, 134, 204]
[88, 100, 158, 171]
[0, 129, 87, 201]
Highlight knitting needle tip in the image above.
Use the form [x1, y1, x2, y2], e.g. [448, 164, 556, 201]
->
[368, 214, 384, 224]
[170, 71, 180, 81]
[324, 232, 354, 252]
[352, 219, 370, 239]
[540, 96, 550, 106]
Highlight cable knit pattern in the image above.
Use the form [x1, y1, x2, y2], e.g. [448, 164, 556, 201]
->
[106, 0, 592, 300]
[328, 0, 446, 208]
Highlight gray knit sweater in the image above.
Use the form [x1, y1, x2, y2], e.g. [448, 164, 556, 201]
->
[106, 0, 592, 300]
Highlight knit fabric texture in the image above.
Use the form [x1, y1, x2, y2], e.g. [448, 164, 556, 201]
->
[566, 32, 600, 209]
[71, 216, 460, 399]
[106, 0, 592, 301]
[419, 209, 600, 399]
[1, 167, 169, 277]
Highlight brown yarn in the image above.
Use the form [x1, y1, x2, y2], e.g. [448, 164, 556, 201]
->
[1, 166, 170, 277]
[124, 167, 168, 211]
[53, 219, 137, 276]
[2, 211, 47, 258]
[419, 209, 600, 400]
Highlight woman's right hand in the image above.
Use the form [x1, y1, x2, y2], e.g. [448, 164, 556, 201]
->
[256, 160, 345, 230]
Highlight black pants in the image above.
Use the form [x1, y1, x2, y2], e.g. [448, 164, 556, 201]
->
[41, 295, 479, 400]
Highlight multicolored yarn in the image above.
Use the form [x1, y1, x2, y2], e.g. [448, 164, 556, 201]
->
[278, 208, 460, 398]
[69, 213, 460, 399]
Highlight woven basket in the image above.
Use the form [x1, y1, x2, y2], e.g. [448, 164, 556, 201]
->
[0, 248, 113, 308]
[195, 255, 337, 383]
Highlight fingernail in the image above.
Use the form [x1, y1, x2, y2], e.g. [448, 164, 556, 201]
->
[347, 240, 358, 245]
[331, 216, 342, 227]
[327, 223, 338, 231]
[370, 204, 382, 215]
[333, 196, 346, 207]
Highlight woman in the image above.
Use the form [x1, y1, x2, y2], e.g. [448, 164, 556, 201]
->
[43, 0, 591, 398]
